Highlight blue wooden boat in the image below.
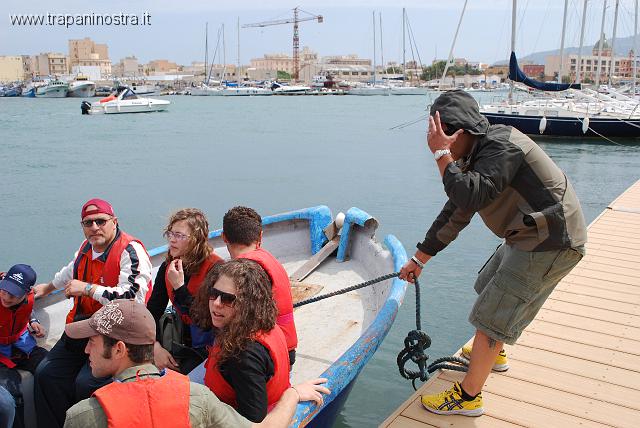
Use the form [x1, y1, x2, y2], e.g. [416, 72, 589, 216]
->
[25, 206, 407, 427]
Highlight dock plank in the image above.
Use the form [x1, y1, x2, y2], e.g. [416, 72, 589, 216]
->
[381, 179, 640, 427]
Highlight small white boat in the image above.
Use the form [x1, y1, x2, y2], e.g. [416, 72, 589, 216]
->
[390, 85, 429, 95]
[35, 80, 69, 98]
[347, 85, 391, 96]
[67, 76, 96, 98]
[271, 82, 312, 95]
[80, 87, 170, 115]
[129, 83, 157, 95]
[24, 206, 407, 428]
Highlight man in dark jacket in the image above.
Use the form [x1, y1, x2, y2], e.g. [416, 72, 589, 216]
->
[399, 90, 587, 416]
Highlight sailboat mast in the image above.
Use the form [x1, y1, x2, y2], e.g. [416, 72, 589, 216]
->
[595, 0, 607, 88]
[558, 0, 569, 84]
[237, 17, 241, 82]
[402, 8, 406, 86]
[635, 0, 638, 97]
[222, 24, 226, 85]
[373, 11, 377, 85]
[441, 0, 468, 89]
[576, 0, 588, 84]
[509, 0, 516, 104]
[205, 22, 208, 83]
[380, 12, 385, 83]
[608, 0, 619, 86]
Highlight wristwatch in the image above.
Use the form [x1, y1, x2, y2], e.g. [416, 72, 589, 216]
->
[434, 149, 451, 161]
[84, 283, 93, 296]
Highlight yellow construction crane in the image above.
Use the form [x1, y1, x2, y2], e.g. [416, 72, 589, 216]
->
[243, 8, 323, 81]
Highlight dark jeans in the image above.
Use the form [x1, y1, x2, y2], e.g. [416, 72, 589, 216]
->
[34, 334, 111, 428]
[0, 346, 48, 428]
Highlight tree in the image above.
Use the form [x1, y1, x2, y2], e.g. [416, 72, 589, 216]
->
[277, 70, 291, 81]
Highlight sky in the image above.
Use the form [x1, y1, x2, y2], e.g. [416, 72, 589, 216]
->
[3, 0, 640, 66]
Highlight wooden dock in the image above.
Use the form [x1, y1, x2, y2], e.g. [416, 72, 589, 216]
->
[381, 179, 640, 428]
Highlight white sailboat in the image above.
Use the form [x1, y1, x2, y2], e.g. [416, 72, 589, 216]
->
[348, 12, 390, 96]
[390, 8, 429, 96]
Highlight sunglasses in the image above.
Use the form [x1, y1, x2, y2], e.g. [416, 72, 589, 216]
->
[81, 218, 113, 228]
[163, 230, 190, 241]
[209, 288, 237, 306]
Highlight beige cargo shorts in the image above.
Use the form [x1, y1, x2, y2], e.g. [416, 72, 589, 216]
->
[469, 243, 584, 345]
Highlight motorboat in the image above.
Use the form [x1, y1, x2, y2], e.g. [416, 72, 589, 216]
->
[271, 82, 312, 95]
[25, 206, 407, 428]
[347, 84, 391, 96]
[35, 80, 68, 98]
[80, 87, 170, 114]
[129, 83, 157, 95]
[191, 83, 273, 96]
[67, 76, 96, 98]
[389, 85, 429, 96]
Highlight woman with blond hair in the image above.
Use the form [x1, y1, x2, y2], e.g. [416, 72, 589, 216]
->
[147, 208, 222, 374]
[191, 259, 290, 423]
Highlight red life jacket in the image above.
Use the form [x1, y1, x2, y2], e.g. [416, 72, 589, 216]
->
[204, 326, 291, 412]
[93, 368, 191, 428]
[66, 230, 152, 324]
[164, 253, 222, 324]
[0, 291, 34, 368]
[239, 249, 298, 351]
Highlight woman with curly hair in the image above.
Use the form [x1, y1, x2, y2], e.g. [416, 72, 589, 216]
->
[147, 208, 222, 374]
[191, 258, 291, 423]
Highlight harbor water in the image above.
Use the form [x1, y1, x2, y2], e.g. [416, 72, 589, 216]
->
[1, 94, 639, 427]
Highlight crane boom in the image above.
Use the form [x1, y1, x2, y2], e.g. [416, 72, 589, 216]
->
[242, 15, 320, 28]
[242, 8, 323, 81]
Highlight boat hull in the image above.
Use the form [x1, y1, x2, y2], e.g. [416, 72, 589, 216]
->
[67, 83, 96, 98]
[35, 86, 68, 98]
[484, 112, 640, 138]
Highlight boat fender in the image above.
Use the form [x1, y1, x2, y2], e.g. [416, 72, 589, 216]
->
[582, 117, 589, 134]
[539, 116, 547, 134]
[335, 212, 345, 230]
[81, 101, 92, 115]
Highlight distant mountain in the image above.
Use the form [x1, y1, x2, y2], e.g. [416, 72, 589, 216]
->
[493, 33, 639, 65]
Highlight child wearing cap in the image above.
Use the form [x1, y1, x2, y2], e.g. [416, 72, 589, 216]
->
[0, 264, 48, 428]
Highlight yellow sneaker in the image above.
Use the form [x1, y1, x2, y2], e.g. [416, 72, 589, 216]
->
[460, 345, 509, 372]
[421, 382, 484, 417]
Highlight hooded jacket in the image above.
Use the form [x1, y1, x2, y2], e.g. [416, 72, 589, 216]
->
[420, 90, 587, 255]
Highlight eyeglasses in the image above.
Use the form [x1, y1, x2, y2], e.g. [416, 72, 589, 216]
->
[209, 288, 237, 306]
[163, 231, 190, 241]
[81, 218, 113, 228]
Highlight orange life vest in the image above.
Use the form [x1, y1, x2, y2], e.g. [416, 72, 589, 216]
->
[204, 326, 291, 411]
[0, 291, 33, 345]
[238, 249, 298, 351]
[93, 368, 191, 428]
[164, 253, 222, 324]
[66, 230, 152, 324]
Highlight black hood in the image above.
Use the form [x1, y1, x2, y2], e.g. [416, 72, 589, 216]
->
[429, 89, 489, 136]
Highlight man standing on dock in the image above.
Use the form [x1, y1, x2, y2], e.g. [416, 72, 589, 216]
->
[399, 90, 587, 417]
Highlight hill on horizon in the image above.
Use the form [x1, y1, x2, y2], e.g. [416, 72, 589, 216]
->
[493, 33, 639, 65]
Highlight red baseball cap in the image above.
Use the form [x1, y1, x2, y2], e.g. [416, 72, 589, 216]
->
[81, 198, 115, 219]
